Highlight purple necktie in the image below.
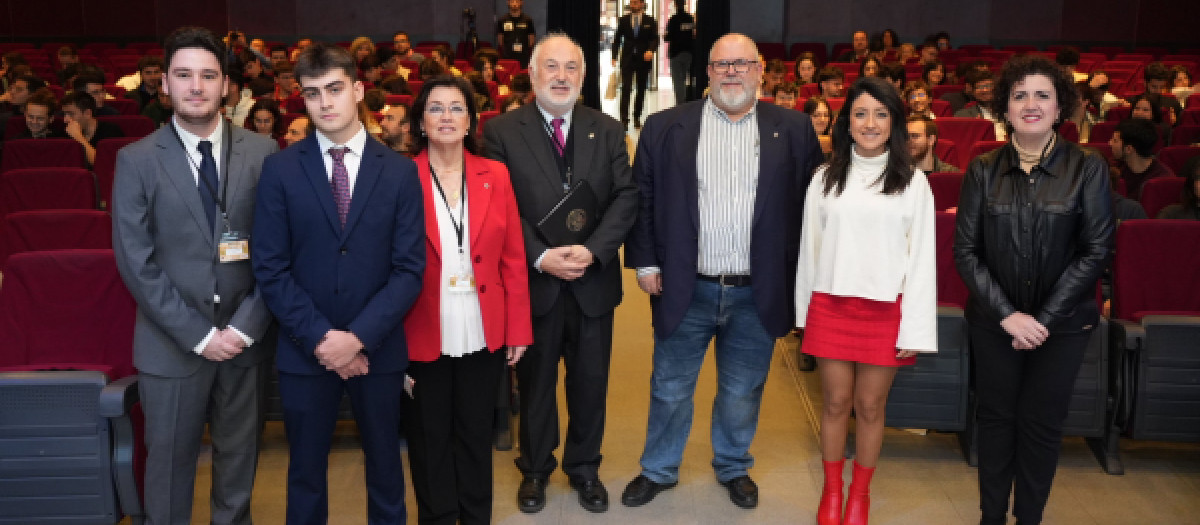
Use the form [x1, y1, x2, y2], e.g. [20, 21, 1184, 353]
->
[552, 118, 565, 157]
[329, 147, 350, 228]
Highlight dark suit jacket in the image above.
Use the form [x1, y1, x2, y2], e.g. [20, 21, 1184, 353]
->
[252, 132, 425, 375]
[624, 100, 824, 339]
[112, 123, 278, 377]
[612, 13, 659, 68]
[483, 102, 638, 318]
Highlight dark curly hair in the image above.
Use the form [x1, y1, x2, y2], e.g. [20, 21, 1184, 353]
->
[245, 98, 285, 138]
[991, 54, 1080, 135]
[824, 76, 915, 197]
[408, 75, 480, 155]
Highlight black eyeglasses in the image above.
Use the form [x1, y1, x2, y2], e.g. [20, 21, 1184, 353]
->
[708, 59, 760, 74]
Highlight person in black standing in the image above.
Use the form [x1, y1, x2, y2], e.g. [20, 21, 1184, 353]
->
[496, 0, 536, 68]
[612, 0, 659, 129]
[663, 0, 695, 105]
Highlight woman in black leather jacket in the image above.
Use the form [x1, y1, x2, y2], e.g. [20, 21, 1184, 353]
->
[953, 55, 1114, 525]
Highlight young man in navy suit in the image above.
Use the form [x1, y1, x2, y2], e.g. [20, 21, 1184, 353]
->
[252, 42, 425, 525]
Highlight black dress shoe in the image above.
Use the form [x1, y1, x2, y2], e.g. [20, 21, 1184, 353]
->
[517, 477, 547, 513]
[722, 475, 759, 509]
[621, 474, 676, 507]
[570, 476, 609, 512]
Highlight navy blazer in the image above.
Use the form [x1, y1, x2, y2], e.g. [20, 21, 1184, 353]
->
[624, 101, 824, 339]
[252, 133, 425, 375]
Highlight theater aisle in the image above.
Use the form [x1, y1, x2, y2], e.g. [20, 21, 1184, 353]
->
[184, 268, 1200, 524]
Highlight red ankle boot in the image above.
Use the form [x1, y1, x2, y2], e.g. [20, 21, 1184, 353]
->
[843, 461, 875, 525]
[817, 459, 844, 525]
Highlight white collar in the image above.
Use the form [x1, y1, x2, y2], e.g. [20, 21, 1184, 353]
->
[315, 123, 368, 157]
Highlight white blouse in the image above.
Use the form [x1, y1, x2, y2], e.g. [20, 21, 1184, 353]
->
[432, 183, 487, 357]
[794, 149, 938, 352]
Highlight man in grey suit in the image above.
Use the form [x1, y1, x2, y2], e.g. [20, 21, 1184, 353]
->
[111, 27, 278, 525]
[484, 33, 638, 515]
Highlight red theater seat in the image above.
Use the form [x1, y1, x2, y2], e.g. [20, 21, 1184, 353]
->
[0, 168, 97, 216]
[1139, 177, 1186, 219]
[0, 209, 112, 265]
[0, 139, 86, 173]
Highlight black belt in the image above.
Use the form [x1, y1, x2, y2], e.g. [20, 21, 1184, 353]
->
[697, 274, 752, 287]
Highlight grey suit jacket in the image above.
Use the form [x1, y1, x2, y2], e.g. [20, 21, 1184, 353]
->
[112, 122, 278, 378]
[483, 102, 638, 318]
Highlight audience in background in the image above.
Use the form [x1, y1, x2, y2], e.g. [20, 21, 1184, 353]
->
[246, 97, 284, 140]
[817, 66, 845, 98]
[793, 53, 819, 85]
[125, 56, 164, 112]
[905, 81, 935, 119]
[922, 61, 946, 86]
[73, 72, 120, 116]
[773, 82, 798, 109]
[1110, 118, 1174, 201]
[1157, 158, 1200, 220]
[378, 102, 413, 155]
[61, 91, 124, 165]
[283, 114, 310, 146]
[908, 115, 958, 174]
[20, 88, 64, 139]
[836, 30, 870, 62]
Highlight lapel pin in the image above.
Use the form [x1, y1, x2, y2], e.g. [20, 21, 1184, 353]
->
[483, 182, 490, 189]
[588, 132, 595, 139]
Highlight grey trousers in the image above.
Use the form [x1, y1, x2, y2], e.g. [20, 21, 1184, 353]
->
[669, 52, 693, 105]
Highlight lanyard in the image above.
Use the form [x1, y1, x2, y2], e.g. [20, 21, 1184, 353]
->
[170, 120, 234, 230]
[429, 160, 467, 254]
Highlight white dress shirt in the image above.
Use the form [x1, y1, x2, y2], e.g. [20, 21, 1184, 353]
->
[794, 149, 938, 352]
[315, 124, 368, 194]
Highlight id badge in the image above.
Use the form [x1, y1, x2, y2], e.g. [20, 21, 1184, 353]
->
[504, 21, 514, 32]
[447, 253, 476, 293]
[512, 42, 523, 53]
[218, 231, 250, 263]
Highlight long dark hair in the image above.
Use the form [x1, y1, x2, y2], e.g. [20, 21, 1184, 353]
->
[823, 76, 914, 197]
[245, 98, 285, 138]
[408, 75, 480, 155]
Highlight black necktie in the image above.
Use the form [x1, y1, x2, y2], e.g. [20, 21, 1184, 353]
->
[198, 140, 219, 232]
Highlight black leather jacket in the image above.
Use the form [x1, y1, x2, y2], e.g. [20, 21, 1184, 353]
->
[953, 137, 1115, 333]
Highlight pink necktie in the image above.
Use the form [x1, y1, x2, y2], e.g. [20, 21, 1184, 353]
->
[552, 118, 565, 157]
[329, 147, 350, 228]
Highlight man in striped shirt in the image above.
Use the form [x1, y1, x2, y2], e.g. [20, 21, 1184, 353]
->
[623, 33, 824, 510]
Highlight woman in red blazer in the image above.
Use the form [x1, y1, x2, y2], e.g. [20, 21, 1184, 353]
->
[402, 75, 533, 524]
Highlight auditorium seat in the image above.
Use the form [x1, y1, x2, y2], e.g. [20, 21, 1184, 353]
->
[1169, 124, 1200, 146]
[1102, 220, 1200, 474]
[105, 98, 139, 116]
[758, 42, 786, 61]
[967, 140, 1006, 162]
[479, 110, 502, 133]
[1089, 46, 1126, 59]
[0, 139, 86, 173]
[958, 44, 993, 56]
[931, 84, 962, 100]
[0, 209, 111, 266]
[0, 249, 143, 524]
[384, 94, 413, 107]
[1139, 177, 1186, 219]
[934, 139, 958, 171]
[1156, 145, 1200, 174]
[0, 168, 97, 216]
[93, 137, 139, 212]
[927, 172, 964, 211]
[1059, 120, 1080, 143]
[1106, 105, 1132, 122]
[934, 117, 997, 168]
[931, 99, 952, 118]
[788, 42, 827, 65]
[96, 115, 155, 139]
[1090, 121, 1118, 144]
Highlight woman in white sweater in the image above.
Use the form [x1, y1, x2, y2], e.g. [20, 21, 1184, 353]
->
[795, 76, 937, 525]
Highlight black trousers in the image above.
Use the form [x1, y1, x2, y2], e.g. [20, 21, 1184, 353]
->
[619, 62, 651, 122]
[403, 349, 506, 525]
[971, 327, 1090, 525]
[515, 290, 614, 480]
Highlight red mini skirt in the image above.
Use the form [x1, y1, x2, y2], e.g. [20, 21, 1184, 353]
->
[801, 292, 916, 367]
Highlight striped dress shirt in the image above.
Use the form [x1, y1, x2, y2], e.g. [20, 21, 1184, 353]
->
[695, 98, 759, 276]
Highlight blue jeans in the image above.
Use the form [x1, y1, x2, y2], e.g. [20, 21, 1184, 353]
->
[639, 279, 776, 484]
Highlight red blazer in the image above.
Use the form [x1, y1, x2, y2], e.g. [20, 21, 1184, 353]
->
[404, 149, 534, 362]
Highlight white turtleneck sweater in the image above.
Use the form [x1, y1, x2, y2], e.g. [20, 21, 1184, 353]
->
[795, 149, 939, 352]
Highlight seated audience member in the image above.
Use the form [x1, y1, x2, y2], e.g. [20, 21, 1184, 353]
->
[60, 91, 123, 165]
[294, 37, 313, 57]
[245, 97, 284, 140]
[951, 69, 995, 116]
[1107, 170, 1148, 222]
[817, 66, 845, 98]
[241, 49, 269, 84]
[509, 72, 534, 104]
[223, 74, 254, 128]
[272, 61, 301, 102]
[1157, 158, 1200, 220]
[1110, 118, 1174, 200]
[0, 74, 45, 122]
[802, 96, 833, 157]
[907, 115, 958, 174]
[20, 88, 65, 139]
[358, 100, 382, 135]
[125, 56, 165, 111]
[1080, 70, 1125, 126]
[363, 88, 387, 112]
[418, 59, 447, 81]
[793, 53, 819, 85]
[499, 94, 526, 113]
[773, 82, 798, 110]
[905, 81, 935, 119]
[360, 55, 385, 88]
[880, 29, 900, 56]
[141, 89, 172, 128]
[379, 74, 412, 95]
[918, 41, 939, 66]
[283, 114, 310, 146]
[1141, 62, 1183, 123]
[858, 56, 883, 79]
[2, 52, 30, 90]
[56, 45, 81, 85]
[73, 72, 120, 117]
[1127, 92, 1173, 144]
[465, 72, 495, 112]
[1056, 47, 1088, 82]
[866, 36, 886, 61]
[250, 38, 268, 58]
[934, 32, 951, 51]
[474, 54, 499, 83]
[269, 45, 290, 68]
[762, 59, 787, 98]
[897, 43, 917, 64]
[393, 31, 425, 62]
[836, 30, 870, 62]
[349, 36, 376, 64]
[430, 45, 461, 76]
[378, 102, 412, 155]
[883, 63, 906, 92]
[922, 60, 946, 86]
[377, 47, 402, 76]
[1169, 66, 1193, 105]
